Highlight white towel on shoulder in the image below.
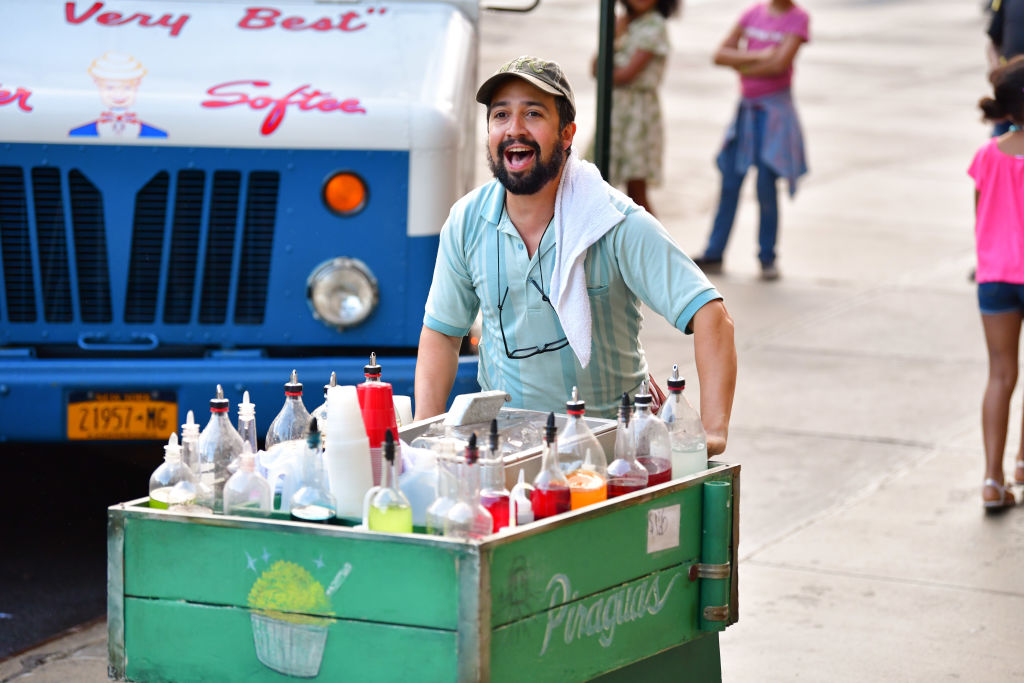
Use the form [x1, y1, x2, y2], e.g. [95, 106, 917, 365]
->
[549, 149, 627, 368]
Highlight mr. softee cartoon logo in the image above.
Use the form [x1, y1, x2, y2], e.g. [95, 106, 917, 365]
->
[539, 570, 683, 656]
[68, 52, 167, 138]
[202, 81, 366, 136]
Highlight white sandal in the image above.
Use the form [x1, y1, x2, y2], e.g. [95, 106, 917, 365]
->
[983, 478, 1016, 510]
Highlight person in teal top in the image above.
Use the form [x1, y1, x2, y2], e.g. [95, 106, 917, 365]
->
[415, 56, 737, 455]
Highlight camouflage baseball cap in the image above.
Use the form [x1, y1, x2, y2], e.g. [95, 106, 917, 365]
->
[476, 55, 576, 121]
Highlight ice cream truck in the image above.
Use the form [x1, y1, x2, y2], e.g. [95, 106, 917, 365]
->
[0, 0, 509, 442]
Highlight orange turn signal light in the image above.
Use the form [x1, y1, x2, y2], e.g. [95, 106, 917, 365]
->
[323, 172, 367, 216]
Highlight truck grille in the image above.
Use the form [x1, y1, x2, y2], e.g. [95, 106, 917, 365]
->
[0, 166, 279, 326]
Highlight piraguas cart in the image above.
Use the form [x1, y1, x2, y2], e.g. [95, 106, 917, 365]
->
[107, 421, 738, 682]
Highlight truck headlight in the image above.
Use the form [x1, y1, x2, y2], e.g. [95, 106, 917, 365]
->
[307, 257, 379, 329]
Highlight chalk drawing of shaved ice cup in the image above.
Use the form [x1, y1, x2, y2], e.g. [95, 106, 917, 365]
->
[247, 560, 352, 678]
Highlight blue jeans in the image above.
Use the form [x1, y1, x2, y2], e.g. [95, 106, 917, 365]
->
[704, 107, 779, 265]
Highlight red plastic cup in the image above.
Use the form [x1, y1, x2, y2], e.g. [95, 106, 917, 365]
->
[356, 381, 399, 485]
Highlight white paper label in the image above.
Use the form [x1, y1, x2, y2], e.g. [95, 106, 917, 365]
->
[646, 504, 681, 554]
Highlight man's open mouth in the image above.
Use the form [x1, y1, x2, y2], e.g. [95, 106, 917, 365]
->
[502, 142, 538, 172]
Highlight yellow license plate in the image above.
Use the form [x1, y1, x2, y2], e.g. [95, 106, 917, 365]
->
[67, 390, 178, 440]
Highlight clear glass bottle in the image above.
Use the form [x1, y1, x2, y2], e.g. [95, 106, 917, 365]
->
[425, 444, 459, 535]
[633, 380, 673, 486]
[311, 371, 337, 428]
[180, 410, 214, 513]
[480, 419, 510, 532]
[197, 384, 245, 512]
[223, 442, 272, 517]
[531, 412, 571, 519]
[149, 433, 196, 509]
[444, 433, 494, 540]
[290, 418, 337, 523]
[660, 365, 709, 476]
[367, 430, 413, 533]
[607, 393, 649, 498]
[557, 387, 607, 510]
[265, 369, 312, 450]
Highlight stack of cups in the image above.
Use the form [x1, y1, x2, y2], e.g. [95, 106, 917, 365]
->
[323, 385, 373, 519]
[357, 381, 400, 486]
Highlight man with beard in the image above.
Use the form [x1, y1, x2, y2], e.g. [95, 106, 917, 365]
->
[414, 56, 736, 455]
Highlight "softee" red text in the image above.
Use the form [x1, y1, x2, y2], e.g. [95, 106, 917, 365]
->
[201, 81, 366, 136]
[0, 85, 32, 112]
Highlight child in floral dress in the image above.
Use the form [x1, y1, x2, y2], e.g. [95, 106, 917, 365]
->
[593, 0, 680, 215]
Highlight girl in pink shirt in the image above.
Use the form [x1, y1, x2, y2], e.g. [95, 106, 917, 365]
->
[693, 0, 810, 281]
[969, 60, 1024, 509]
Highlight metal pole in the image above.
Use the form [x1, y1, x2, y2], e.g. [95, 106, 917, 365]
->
[594, 0, 616, 179]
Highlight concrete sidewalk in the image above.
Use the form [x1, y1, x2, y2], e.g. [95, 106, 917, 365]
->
[4, 0, 1022, 680]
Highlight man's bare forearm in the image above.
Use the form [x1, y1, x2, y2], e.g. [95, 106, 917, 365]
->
[414, 326, 462, 421]
[691, 300, 737, 456]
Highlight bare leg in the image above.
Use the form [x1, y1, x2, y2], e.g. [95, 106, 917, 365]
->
[981, 310, 1021, 486]
[626, 179, 654, 216]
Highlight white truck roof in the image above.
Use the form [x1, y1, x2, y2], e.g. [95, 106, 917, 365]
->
[0, 0, 482, 235]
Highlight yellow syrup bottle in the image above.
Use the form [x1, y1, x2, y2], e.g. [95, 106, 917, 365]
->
[568, 468, 607, 509]
[558, 387, 608, 510]
[367, 430, 413, 533]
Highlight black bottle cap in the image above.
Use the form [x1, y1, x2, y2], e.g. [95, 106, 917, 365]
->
[210, 384, 229, 412]
[466, 432, 478, 465]
[364, 352, 382, 378]
[306, 417, 321, 447]
[618, 393, 631, 425]
[384, 429, 395, 464]
[285, 369, 302, 396]
[667, 364, 684, 391]
[544, 412, 556, 444]
[565, 386, 585, 416]
[634, 380, 652, 406]
[489, 418, 499, 453]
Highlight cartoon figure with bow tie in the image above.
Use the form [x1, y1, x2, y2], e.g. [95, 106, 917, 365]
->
[69, 52, 167, 138]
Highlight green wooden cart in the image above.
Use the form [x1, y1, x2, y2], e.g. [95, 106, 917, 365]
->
[108, 456, 738, 682]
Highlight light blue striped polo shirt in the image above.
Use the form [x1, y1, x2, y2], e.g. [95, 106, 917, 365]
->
[424, 179, 721, 419]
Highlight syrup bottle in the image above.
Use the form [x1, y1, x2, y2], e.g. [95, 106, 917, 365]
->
[508, 470, 535, 528]
[223, 442, 272, 517]
[367, 430, 413, 533]
[607, 393, 649, 497]
[530, 412, 571, 519]
[289, 418, 337, 523]
[480, 419, 511, 531]
[197, 384, 245, 512]
[558, 387, 607, 510]
[311, 371, 337, 427]
[660, 365, 709, 476]
[180, 409, 214, 513]
[149, 433, 196, 509]
[265, 370, 312, 450]
[425, 444, 459, 535]
[633, 380, 673, 486]
[237, 390, 258, 455]
[356, 353, 399, 486]
[444, 433, 494, 540]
